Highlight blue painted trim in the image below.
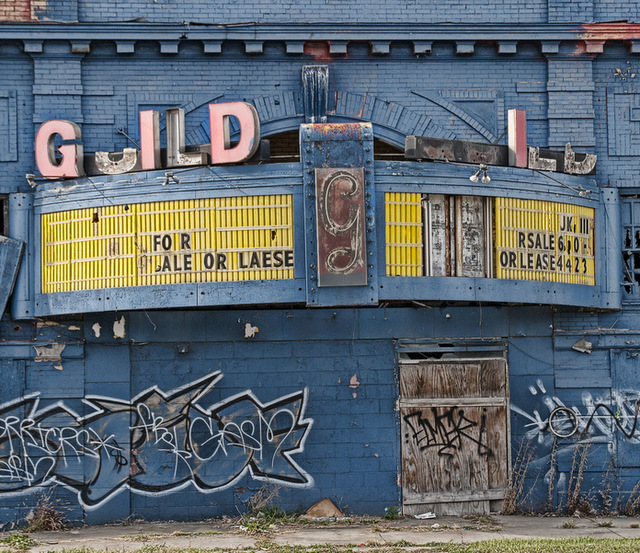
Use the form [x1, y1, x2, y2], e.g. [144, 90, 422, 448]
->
[375, 161, 599, 205]
[602, 187, 622, 309]
[34, 164, 302, 213]
[0, 22, 612, 47]
[379, 276, 602, 307]
[34, 279, 307, 317]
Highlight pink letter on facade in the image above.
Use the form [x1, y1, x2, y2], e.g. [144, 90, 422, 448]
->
[35, 120, 85, 179]
[209, 102, 260, 164]
[508, 109, 527, 168]
[140, 110, 161, 170]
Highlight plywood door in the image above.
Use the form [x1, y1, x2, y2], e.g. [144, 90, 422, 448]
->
[399, 358, 509, 515]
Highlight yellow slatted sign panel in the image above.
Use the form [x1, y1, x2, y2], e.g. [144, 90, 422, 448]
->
[41, 195, 294, 292]
[385, 192, 423, 277]
[495, 198, 595, 285]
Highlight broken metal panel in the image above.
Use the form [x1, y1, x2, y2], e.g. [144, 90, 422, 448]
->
[424, 194, 448, 277]
[419, 195, 491, 278]
[0, 235, 24, 318]
[405, 135, 509, 166]
[406, 136, 596, 175]
[9, 193, 34, 320]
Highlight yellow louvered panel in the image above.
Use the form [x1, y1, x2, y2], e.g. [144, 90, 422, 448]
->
[495, 198, 595, 285]
[40, 195, 294, 292]
[385, 192, 423, 277]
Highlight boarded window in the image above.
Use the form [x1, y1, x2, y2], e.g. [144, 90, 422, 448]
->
[622, 195, 640, 298]
[398, 351, 509, 516]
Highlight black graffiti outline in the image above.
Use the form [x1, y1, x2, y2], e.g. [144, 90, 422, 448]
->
[0, 372, 313, 508]
[548, 397, 640, 440]
[403, 407, 492, 457]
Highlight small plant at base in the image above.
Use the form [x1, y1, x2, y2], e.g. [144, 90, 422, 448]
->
[382, 506, 399, 520]
[1, 534, 36, 551]
[501, 438, 537, 514]
[620, 479, 640, 516]
[562, 520, 577, 529]
[597, 520, 614, 528]
[564, 439, 592, 515]
[25, 492, 67, 532]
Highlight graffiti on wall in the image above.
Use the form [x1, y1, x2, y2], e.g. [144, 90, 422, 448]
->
[512, 379, 640, 446]
[512, 379, 640, 497]
[403, 407, 492, 457]
[0, 372, 313, 509]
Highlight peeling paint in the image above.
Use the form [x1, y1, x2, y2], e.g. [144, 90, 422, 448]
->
[244, 323, 259, 338]
[572, 338, 593, 354]
[33, 343, 65, 363]
[113, 316, 126, 339]
[68, 326, 80, 331]
[578, 22, 640, 42]
[303, 42, 332, 62]
[92, 322, 102, 338]
[349, 374, 360, 388]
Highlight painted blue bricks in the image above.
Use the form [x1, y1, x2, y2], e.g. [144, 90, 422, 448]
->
[1, 0, 640, 527]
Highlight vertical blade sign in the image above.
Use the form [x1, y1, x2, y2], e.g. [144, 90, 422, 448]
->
[315, 167, 367, 286]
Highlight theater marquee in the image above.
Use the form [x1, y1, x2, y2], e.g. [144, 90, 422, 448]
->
[495, 198, 595, 285]
[40, 195, 294, 293]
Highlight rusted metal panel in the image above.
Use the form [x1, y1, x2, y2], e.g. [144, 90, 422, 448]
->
[406, 136, 596, 175]
[315, 167, 367, 287]
[405, 135, 508, 166]
[300, 122, 378, 306]
[420, 195, 490, 278]
[456, 196, 487, 278]
[424, 194, 448, 277]
[400, 358, 509, 516]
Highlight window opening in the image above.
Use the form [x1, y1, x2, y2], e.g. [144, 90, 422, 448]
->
[622, 195, 640, 297]
[1, 195, 7, 236]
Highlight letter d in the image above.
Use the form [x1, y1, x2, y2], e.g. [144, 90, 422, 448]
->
[209, 102, 260, 164]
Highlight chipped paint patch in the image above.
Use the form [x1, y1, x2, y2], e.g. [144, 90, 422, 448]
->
[33, 343, 65, 363]
[578, 22, 640, 42]
[244, 323, 259, 338]
[303, 41, 332, 61]
[68, 325, 80, 331]
[349, 374, 360, 388]
[92, 322, 102, 338]
[113, 316, 126, 339]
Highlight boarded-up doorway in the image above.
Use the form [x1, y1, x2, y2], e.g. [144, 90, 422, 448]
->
[399, 353, 509, 516]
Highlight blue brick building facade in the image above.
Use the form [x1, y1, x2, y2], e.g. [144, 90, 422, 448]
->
[1, 0, 640, 527]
